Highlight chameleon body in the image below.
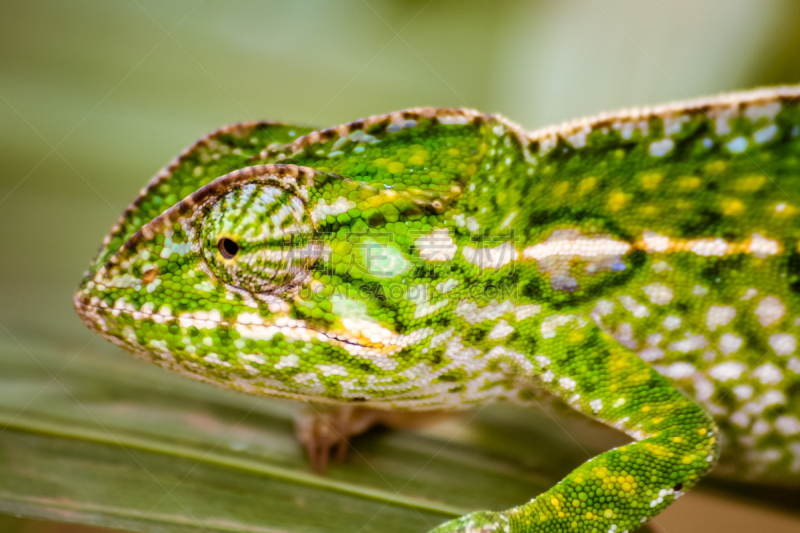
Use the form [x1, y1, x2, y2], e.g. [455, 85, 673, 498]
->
[75, 86, 800, 532]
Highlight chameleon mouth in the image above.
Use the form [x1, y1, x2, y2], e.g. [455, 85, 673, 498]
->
[233, 319, 400, 356]
[73, 294, 397, 357]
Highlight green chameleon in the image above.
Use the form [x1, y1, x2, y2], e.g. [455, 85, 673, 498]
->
[75, 86, 800, 532]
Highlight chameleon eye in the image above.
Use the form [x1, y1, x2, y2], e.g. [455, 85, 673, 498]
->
[218, 237, 239, 260]
[201, 180, 319, 295]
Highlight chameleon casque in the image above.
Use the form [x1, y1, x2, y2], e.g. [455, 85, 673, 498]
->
[75, 86, 800, 532]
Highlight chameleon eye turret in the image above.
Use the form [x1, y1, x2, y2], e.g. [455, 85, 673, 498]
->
[76, 91, 800, 533]
[199, 179, 319, 295]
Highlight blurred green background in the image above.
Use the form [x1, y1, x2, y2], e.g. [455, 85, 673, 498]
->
[2, 1, 800, 532]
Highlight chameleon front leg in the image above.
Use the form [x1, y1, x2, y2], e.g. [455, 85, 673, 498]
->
[431, 322, 719, 533]
[297, 405, 458, 473]
[297, 405, 382, 473]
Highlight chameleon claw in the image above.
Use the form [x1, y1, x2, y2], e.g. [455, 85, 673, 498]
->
[297, 410, 341, 474]
[334, 437, 349, 464]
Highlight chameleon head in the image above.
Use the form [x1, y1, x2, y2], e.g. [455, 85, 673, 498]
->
[74, 164, 466, 406]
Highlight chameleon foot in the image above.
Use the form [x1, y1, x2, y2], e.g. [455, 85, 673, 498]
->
[296, 406, 458, 473]
[430, 511, 508, 533]
[296, 405, 382, 474]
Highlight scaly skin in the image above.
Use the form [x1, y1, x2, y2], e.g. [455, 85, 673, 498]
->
[75, 87, 800, 533]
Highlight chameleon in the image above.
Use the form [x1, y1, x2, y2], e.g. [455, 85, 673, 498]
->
[74, 85, 800, 532]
